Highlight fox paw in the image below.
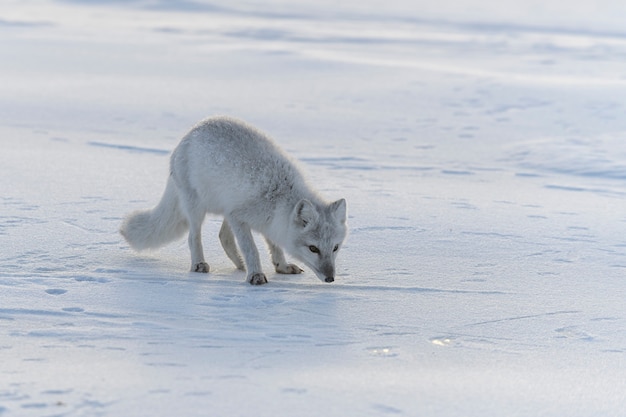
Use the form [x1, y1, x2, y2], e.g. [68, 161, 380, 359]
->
[248, 273, 268, 285]
[275, 263, 304, 274]
[192, 262, 210, 273]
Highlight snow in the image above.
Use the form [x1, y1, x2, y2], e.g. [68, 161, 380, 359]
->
[2, 0, 626, 415]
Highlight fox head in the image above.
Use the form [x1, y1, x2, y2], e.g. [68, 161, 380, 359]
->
[288, 198, 347, 283]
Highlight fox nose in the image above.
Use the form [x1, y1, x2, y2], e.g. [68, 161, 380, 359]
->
[325, 277, 334, 283]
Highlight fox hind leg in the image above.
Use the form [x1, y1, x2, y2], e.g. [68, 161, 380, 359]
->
[219, 220, 245, 270]
[188, 214, 209, 273]
[178, 192, 209, 273]
[266, 238, 303, 275]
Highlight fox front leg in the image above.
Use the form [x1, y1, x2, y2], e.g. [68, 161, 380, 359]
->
[228, 218, 268, 285]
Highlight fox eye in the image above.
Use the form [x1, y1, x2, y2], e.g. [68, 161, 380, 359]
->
[333, 244, 339, 252]
[308, 245, 320, 254]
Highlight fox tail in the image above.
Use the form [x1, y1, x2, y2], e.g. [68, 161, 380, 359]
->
[120, 176, 188, 251]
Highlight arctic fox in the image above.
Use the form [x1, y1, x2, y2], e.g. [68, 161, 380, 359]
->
[120, 116, 347, 285]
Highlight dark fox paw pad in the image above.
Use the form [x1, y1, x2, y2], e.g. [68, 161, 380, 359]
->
[249, 273, 268, 285]
[193, 262, 210, 273]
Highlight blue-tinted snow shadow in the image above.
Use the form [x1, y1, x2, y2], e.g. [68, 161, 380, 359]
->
[53, 0, 626, 46]
[541, 182, 626, 198]
[110, 255, 509, 296]
[330, 283, 507, 296]
[231, 278, 509, 296]
[301, 156, 434, 172]
[57, 0, 309, 19]
[0, 18, 54, 28]
[88, 141, 170, 155]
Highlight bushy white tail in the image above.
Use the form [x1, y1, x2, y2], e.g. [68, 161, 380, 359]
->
[120, 177, 188, 251]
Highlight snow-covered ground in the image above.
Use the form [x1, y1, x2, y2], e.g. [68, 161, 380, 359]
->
[2, 1, 626, 415]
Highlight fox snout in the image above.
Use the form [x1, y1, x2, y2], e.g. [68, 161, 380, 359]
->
[320, 262, 335, 283]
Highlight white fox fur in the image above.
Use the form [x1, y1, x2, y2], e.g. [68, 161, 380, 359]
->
[120, 116, 347, 285]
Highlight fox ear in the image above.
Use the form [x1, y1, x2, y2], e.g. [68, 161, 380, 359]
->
[294, 199, 319, 228]
[329, 198, 347, 223]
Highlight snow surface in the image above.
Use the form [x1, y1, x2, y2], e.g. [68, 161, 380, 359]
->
[2, 0, 626, 416]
